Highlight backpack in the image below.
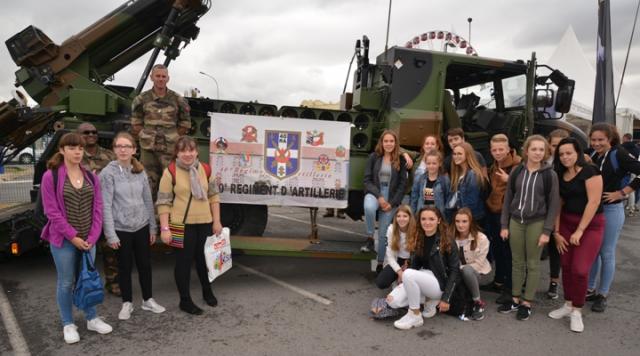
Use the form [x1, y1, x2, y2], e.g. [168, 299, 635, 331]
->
[445, 281, 474, 319]
[72, 251, 104, 309]
[167, 161, 212, 186]
[509, 163, 552, 206]
[34, 168, 96, 224]
[590, 148, 627, 189]
[369, 297, 405, 320]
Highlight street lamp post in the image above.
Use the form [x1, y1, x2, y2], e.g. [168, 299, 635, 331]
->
[199, 71, 220, 99]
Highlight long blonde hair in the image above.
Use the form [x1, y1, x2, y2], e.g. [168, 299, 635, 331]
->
[389, 205, 416, 252]
[450, 142, 487, 191]
[374, 130, 401, 171]
[112, 132, 145, 174]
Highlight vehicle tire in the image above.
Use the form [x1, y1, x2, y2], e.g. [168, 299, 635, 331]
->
[18, 153, 34, 164]
[220, 203, 267, 236]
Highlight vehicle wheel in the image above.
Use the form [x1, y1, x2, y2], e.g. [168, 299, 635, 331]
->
[19, 153, 34, 164]
[220, 204, 267, 236]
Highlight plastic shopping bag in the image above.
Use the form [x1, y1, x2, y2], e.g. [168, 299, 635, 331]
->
[204, 227, 232, 282]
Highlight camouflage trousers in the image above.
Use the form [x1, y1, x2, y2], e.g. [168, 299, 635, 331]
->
[99, 238, 120, 295]
[141, 148, 173, 202]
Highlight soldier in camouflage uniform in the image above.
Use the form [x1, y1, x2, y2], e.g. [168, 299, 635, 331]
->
[130, 64, 191, 201]
[77, 123, 121, 296]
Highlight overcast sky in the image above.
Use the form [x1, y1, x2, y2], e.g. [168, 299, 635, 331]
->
[0, 0, 638, 110]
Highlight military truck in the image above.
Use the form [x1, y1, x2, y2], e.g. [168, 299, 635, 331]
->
[0, 0, 585, 258]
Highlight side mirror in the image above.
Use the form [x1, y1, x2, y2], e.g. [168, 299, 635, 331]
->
[555, 79, 575, 113]
[534, 89, 554, 108]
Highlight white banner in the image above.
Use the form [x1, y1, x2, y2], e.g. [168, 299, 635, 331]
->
[210, 113, 351, 208]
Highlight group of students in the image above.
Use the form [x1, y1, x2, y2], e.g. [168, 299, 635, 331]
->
[363, 123, 640, 333]
[40, 131, 221, 344]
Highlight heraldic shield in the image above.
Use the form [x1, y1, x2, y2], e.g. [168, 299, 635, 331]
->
[265, 130, 301, 180]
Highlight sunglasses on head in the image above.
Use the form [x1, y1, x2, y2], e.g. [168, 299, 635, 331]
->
[82, 130, 98, 135]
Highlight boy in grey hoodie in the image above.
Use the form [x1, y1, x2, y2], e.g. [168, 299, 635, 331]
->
[498, 135, 560, 320]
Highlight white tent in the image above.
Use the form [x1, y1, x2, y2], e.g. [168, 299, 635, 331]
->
[545, 26, 639, 134]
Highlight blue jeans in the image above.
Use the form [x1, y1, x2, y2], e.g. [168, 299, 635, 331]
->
[588, 202, 624, 295]
[50, 240, 97, 326]
[364, 186, 395, 263]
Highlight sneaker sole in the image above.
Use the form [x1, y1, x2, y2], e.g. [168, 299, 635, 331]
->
[394, 321, 424, 330]
[548, 313, 570, 320]
[87, 326, 112, 335]
[141, 306, 166, 314]
[118, 314, 131, 320]
[498, 308, 518, 314]
[64, 337, 80, 344]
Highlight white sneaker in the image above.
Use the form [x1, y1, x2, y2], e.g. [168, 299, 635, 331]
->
[87, 317, 113, 335]
[63, 324, 80, 344]
[393, 311, 423, 330]
[141, 298, 166, 314]
[422, 300, 438, 318]
[548, 303, 572, 319]
[118, 302, 134, 320]
[570, 310, 584, 333]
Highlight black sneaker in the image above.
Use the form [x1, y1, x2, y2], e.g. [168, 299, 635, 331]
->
[179, 300, 204, 315]
[585, 289, 597, 302]
[591, 294, 607, 312]
[498, 301, 519, 314]
[360, 238, 375, 253]
[547, 282, 559, 299]
[516, 304, 531, 320]
[496, 290, 512, 305]
[471, 300, 486, 321]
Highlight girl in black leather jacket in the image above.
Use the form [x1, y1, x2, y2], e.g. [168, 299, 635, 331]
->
[393, 207, 461, 330]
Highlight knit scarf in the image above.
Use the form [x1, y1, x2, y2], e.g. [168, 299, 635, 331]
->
[176, 158, 207, 200]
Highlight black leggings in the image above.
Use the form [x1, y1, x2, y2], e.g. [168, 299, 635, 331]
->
[548, 235, 561, 279]
[375, 258, 408, 289]
[116, 225, 152, 303]
[175, 223, 213, 301]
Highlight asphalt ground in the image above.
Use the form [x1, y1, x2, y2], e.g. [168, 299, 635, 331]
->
[1, 206, 640, 355]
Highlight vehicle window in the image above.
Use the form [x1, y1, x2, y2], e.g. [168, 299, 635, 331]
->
[460, 82, 495, 109]
[502, 75, 527, 108]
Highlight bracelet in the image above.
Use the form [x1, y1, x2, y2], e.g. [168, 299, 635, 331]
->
[160, 226, 170, 232]
[620, 190, 628, 198]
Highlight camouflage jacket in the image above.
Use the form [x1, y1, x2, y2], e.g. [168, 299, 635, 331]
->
[131, 88, 191, 151]
[82, 145, 116, 174]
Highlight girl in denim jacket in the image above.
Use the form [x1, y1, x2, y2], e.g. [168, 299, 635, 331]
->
[411, 149, 450, 220]
[447, 142, 488, 227]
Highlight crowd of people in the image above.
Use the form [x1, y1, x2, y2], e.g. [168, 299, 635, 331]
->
[40, 65, 222, 344]
[38, 63, 640, 344]
[365, 124, 640, 333]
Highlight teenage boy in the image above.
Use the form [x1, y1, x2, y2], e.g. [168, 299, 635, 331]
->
[484, 133, 521, 304]
[443, 128, 487, 174]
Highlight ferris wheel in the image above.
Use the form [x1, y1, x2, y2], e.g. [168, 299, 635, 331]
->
[404, 30, 478, 56]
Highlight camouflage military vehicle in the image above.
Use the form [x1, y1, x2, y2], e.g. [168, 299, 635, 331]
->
[0, 1, 585, 258]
